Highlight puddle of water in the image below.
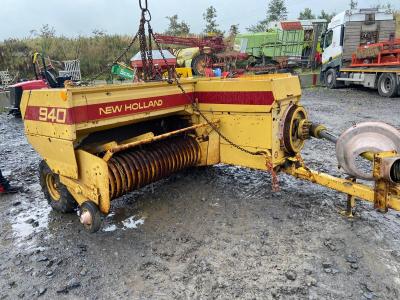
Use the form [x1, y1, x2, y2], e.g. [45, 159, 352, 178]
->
[10, 199, 51, 246]
[103, 224, 118, 232]
[121, 216, 145, 229]
[102, 216, 145, 232]
[103, 207, 145, 232]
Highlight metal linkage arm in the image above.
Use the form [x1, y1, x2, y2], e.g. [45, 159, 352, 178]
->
[283, 162, 400, 212]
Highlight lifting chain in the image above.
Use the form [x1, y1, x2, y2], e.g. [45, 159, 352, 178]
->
[149, 27, 280, 190]
[85, 32, 139, 83]
[87, 0, 280, 190]
[143, 3, 279, 190]
[138, 0, 148, 10]
[150, 30, 268, 157]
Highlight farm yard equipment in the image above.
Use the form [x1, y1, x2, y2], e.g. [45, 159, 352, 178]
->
[155, 25, 307, 77]
[130, 50, 177, 79]
[111, 62, 136, 81]
[321, 8, 400, 97]
[20, 74, 400, 232]
[0, 69, 18, 90]
[18, 1, 400, 233]
[8, 52, 74, 117]
[153, 33, 235, 76]
[234, 21, 306, 72]
[351, 38, 400, 67]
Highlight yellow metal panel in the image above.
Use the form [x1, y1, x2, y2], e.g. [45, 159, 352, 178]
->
[220, 144, 267, 170]
[19, 91, 30, 118]
[26, 135, 78, 178]
[24, 120, 76, 140]
[23, 88, 69, 108]
[21, 88, 77, 140]
[175, 67, 193, 78]
[75, 150, 110, 213]
[239, 73, 292, 80]
[71, 82, 195, 106]
[271, 106, 288, 166]
[198, 141, 209, 166]
[205, 131, 220, 165]
[66, 79, 198, 94]
[208, 113, 272, 150]
[198, 103, 274, 113]
[60, 176, 97, 206]
[270, 76, 302, 101]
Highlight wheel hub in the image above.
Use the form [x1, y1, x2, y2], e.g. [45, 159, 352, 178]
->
[327, 73, 333, 84]
[382, 78, 391, 93]
[45, 173, 60, 201]
[80, 210, 93, 226]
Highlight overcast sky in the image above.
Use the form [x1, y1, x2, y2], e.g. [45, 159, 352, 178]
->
[0, 0, 399, 40]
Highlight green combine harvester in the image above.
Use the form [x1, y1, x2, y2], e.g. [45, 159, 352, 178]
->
[234, 21, 305, 67]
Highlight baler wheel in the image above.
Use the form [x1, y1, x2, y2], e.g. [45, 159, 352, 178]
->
[79, 201, 102, 233]
[39, 161, 77, 213]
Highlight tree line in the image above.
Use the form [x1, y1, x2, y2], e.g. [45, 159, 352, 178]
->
[0, 1, 397, 78]
[167, 0, 397, 35]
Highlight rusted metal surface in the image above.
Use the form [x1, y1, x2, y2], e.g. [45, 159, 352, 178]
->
[103, 122, 214, 161]
[107, 136, 200, 199]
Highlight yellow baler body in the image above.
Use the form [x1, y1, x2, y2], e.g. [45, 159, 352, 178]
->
[20, 75, 303, 213]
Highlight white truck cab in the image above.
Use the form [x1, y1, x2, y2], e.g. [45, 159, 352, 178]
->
[321, 11, 346, 68]
[321, 8, 399, 97]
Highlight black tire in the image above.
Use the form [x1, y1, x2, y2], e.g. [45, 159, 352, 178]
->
[39, 160, 77, 213]
[377, 73, 398, 98]
[191, 53, 216, 76]
[80, 201, 102, 233]
[324, 68, 339, 89]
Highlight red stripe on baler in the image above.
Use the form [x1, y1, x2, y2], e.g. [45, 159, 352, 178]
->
[196, 91, 275, 105]
[24, 93, 193, 124]
[71, 93, 192, 123]
[24, 90, 275, 124]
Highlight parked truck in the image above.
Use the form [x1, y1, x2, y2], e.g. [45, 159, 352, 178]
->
[321, 8, 399, 97]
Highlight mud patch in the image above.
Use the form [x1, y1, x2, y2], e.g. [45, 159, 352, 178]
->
[1, 88, 400, 299]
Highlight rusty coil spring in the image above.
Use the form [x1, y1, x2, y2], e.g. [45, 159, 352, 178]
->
[107, 136, 200, 199]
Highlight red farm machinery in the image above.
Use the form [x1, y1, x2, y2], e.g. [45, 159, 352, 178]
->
[153, 33, 248, 76]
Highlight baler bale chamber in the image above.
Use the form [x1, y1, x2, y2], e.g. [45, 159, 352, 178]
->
[20, 74, 307, 232]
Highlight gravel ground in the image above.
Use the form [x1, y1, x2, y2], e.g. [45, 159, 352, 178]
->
[0, 87, 400, 300]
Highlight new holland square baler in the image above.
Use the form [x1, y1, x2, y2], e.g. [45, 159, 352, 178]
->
[20, 74, 400, 232]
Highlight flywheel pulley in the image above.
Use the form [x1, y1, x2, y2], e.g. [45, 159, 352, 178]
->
[281, 105, 309, 155]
